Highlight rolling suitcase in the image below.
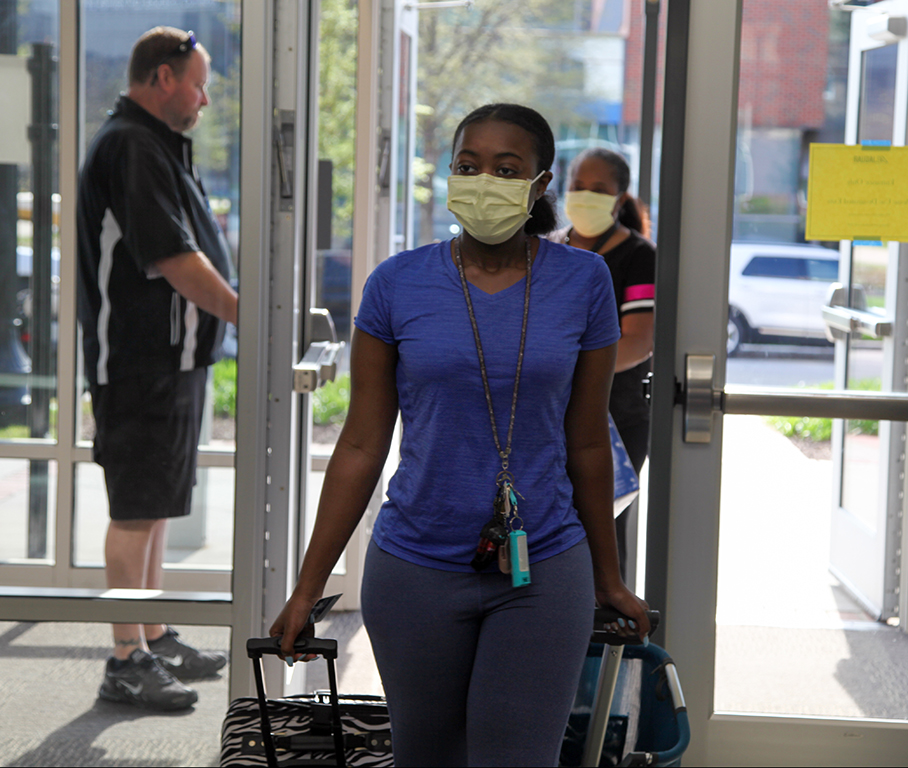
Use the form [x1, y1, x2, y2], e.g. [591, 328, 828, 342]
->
[560, 609, 691, 767]
[220, 635, 392, 767]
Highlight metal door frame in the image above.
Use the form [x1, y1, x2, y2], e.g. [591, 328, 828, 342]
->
[648, 0, 908, 762]
[376, 0, 418, 261]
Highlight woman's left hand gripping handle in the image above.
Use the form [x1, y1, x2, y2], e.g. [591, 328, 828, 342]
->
[270, 592, 319, 665]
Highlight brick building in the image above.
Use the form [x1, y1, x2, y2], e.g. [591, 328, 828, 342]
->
[620, 0, 835, 242]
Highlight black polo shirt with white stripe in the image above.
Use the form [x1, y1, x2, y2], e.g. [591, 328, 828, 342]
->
[77, 96, 231, 387]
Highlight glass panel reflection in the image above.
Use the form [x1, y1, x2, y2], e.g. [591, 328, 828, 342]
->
[858, 44, 897, 144]
[0, 3, 59, 439]
[74, 463, 234, 570]
[0, 458, 56, 563]
[841, 419, 879, 532]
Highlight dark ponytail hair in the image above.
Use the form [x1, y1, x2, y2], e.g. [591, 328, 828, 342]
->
[568, 147, 646, 235]
[451, 103, 559, 236]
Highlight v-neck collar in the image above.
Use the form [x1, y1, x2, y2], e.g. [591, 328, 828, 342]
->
[443, 237, 548, 298]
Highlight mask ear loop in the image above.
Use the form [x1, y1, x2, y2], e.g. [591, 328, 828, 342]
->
[527, 169, 547, 212]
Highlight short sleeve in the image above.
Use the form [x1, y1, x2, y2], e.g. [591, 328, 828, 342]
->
[109, 134, 200, 272]
[579, 257, 621, 351]
[354, 258, 397, 344]
[619, 239, 656, 316]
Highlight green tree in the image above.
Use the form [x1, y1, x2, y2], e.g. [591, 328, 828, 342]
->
[319, 0, 358, 247]
[416, 1, 590, 245]
[193, 62, 241, 175]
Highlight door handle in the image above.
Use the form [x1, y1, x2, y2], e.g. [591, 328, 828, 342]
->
[822, 281, 892, 340]
[293, 340, 345, 394]
[821, 306, 892, 338]
[682, 353, 908, 443]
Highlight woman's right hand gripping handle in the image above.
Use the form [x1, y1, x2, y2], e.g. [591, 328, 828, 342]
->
[270, 589, 321, 664]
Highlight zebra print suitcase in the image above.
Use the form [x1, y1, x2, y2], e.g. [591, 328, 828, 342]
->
[219, 636, 392, 767]
[220, 691, 392, 766]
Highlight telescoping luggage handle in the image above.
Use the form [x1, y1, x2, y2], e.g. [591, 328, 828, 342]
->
[584, 609, 666, 768]
[246, 636, 347, 768]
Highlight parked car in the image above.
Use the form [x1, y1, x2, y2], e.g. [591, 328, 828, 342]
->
[727, 242, 839, 355]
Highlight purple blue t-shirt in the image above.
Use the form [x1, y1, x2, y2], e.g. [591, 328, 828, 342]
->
[355, 238, 620, 572]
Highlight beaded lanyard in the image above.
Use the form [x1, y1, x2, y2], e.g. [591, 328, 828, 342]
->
[455, 238, 533, 586]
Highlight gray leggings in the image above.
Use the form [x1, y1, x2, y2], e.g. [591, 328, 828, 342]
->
[361, 539, 595, 767]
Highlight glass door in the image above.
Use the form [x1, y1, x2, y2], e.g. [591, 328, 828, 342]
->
[307, 0, 418, 612]
[0, 0, 243, 595]
[650, 0, 908, 763]
[829, 3, 907, 621]
[71, 1, 243, 593]
[0, 0, 319, 708]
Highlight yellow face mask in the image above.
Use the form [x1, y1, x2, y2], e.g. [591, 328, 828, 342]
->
[447, 171, 545, 245]
[564, 190, 619, 239]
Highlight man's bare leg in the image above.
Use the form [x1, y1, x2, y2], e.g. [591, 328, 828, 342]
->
[143, 518, 169, 643]
[100, 518, 197, 710]
[106, 518, 156, 660]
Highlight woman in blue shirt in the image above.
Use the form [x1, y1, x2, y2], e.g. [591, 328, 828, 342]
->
[272, 103, 649, 767]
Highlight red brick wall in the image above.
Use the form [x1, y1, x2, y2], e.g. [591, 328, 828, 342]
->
[738, 0, 828, 128]
[623, 0, 828, 129]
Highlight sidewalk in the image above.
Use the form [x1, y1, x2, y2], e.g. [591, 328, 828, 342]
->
[714, 415, 908, 718]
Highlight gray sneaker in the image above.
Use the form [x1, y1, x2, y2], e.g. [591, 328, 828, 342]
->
[98, 649, 198, 710]
[148, 626, 228, 681]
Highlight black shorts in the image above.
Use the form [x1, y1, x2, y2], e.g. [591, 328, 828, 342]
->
[91, 367, 207, 521]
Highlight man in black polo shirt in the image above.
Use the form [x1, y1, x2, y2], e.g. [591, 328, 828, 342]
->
[77, 27, 238, 711]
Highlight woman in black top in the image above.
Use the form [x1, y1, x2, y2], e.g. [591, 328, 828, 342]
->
[551, 147, 656, 576]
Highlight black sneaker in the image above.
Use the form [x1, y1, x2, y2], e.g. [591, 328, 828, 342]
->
[98, 649, 198, 711]
[148, 626, 228, 681]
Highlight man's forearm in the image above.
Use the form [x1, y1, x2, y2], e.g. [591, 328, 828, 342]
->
[155, 251, 238, 325]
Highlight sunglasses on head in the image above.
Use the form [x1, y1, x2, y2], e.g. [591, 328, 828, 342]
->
[151, 31, 197, 82]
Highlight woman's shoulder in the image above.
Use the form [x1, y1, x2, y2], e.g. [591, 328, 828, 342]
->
[621, 230, 657, 258]
[399, 239, 448, 260]
[541, 237, 611, 271]
[370, 240, 448, 279]
[538, 239, 613, 297]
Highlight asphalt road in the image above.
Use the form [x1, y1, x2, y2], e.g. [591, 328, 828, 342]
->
[726, 343, 882, 388]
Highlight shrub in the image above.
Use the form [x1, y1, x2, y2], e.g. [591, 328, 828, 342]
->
[313, 373, 350, 425]
[764, 378, 880, 442]
[209, 360, 350, 425]
[212, 358, 237, 418]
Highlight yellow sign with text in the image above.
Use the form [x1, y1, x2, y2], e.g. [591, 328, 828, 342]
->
[806, 143, 908, 242]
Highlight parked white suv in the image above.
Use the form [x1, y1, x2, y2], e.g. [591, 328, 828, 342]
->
[727, 242, 839, 355]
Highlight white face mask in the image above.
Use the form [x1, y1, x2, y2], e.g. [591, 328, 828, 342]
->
[447, 171, 545, 245]
[564, 190, 619, 239]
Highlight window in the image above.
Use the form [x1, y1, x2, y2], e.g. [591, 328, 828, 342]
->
[805, 257, 839, 281]
[741, 256, 807, 279]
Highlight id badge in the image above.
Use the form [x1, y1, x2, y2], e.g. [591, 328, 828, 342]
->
[509, 530, 531, 588]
